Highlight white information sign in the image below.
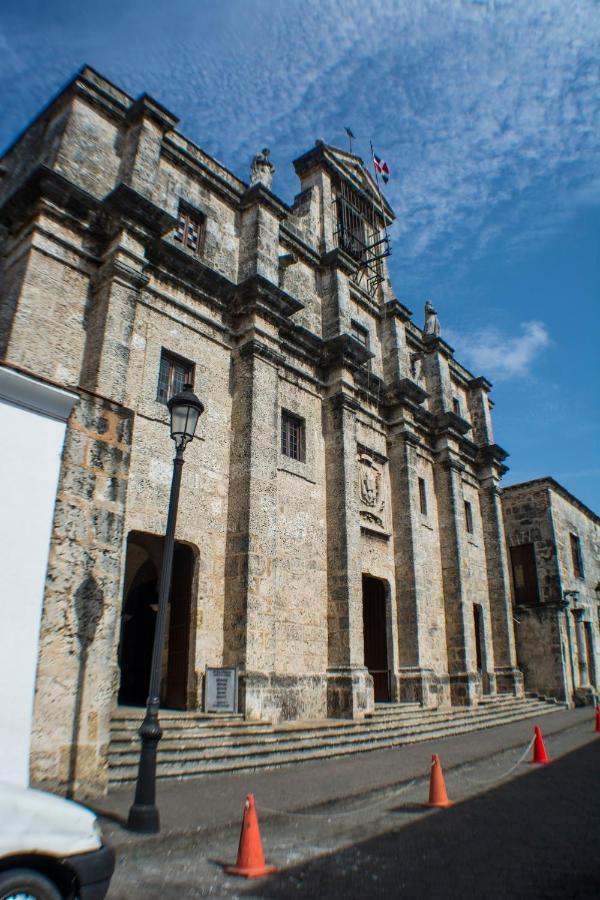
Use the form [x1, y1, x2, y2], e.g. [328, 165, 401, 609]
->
[205, 666, 238, 713]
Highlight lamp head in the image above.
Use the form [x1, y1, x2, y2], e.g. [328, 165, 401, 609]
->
[167, 383, 204, 450]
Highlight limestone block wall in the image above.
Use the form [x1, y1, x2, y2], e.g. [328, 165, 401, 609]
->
[502, 479, 600, 702]
[549, 489, 600, 689]
[30, 394, 133, 795]
[1, 213, 91, 387]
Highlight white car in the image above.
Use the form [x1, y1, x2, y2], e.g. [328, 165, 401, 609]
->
[0, 782, 115, 900]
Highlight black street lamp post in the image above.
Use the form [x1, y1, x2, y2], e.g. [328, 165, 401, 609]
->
[127, 384, 204, 833]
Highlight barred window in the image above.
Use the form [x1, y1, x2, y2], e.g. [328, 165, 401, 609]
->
[570, 533, 584, 578]
[281, 410, 305, 462]
[418, 478, 428, 515]
[464, 500, 474, 534]
[157, 350, 194, 405]
[174, 205, 205, 255]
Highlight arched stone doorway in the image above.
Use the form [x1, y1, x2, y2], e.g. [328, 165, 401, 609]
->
[117, 531, 196, 709]
[362, 575, 391, 702]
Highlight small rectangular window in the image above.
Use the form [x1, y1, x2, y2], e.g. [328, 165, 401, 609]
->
[452, 396, 461, 416]
[570, 533, 584, 578]
[351, 320, 370, 348]
[464, 500, 474, 534]
[157, 350, 194, 404]
[174, 204, 206, 255]
[418, 478, 427, 515]
[281, 410, 305, 462]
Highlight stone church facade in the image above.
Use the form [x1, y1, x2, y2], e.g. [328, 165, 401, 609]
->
[0, 67, 524, 795]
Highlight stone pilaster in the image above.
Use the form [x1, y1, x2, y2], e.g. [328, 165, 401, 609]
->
[434, 455, 479, 705]
[238, 185, 287, 284]
[388, 429, 441, 706]
[118, 95, 179, 200]
[223, 339, 280, 719]
[81, 250, 149, 404]
[323, 390, 373, 718]
[478, 475, 524, 697]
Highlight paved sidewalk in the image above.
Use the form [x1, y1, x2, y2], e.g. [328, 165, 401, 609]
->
[93, 706, 593, 848]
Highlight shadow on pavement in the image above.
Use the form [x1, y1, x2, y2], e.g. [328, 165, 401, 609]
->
[242, 741, 600, 899]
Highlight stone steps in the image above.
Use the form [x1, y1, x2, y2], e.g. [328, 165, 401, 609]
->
[108, 695, 564, 785]
[109, 698, 554, 747]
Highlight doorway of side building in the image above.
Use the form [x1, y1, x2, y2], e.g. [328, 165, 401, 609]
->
[362, 575, 391, 702]
[584, 622, 597, 687]
[117, 531, 196, 709]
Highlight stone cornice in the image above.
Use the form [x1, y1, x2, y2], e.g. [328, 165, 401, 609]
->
[125, 93, 179, 132]
[384, 377, 428, 407]
[93, 257, 150, 292]
[160, 142, 243, 207]
[319, 247, 357, 277]
[469, 375, 493, 393]
[0, 165, 100, 229]
[326, 389, 361, 414]
[234, 274, 304, 321]
[320, 334, 374, 370]
[279, 322, 324, 366]
[476, 443, 509, 466]
[239, 183, 289, 220]
[238, 337, 285, 367]
[413, 405, 436, 430]
[145, 236, 235, 303]
[100, 183, 177, 237]
[384, 298, 413, 322]
[280, 225, 320, 265]
[422, 333, 455, 359]
[434, 410, 472, 437]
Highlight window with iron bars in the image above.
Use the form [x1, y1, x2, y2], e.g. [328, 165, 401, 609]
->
[157, 350, 194, 405]
[281, 410, 306, 462]
[332, 180, 388, 293]
[174, 204, 206, 255]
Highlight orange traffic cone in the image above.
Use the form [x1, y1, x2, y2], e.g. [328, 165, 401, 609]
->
[225, 794, 277, 878]
[595, 705, 600, 733]
[531, 725, 550, 764]
[424, 754, 454, 808]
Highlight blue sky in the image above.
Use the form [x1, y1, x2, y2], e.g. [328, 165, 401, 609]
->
[1, 0, 599, 509]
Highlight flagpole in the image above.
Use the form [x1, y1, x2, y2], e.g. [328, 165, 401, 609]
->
[370, 140, 391, 257]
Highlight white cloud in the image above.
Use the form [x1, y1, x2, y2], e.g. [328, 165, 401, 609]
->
[447, 320, 551, 381]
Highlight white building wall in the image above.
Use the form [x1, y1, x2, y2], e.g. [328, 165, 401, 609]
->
[0, 368, 76, 786]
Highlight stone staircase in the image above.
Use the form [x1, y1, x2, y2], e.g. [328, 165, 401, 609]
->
[108, 693, 565, 786]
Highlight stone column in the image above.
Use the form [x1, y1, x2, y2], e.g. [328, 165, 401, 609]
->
[478, 475, 524, 696]
[433, 456, 479, 705]
[323, 391, 373, 718]
[118, 95, 179, 200]
[387, 429, 439, 705]
[80, 249, 149, 404]
[223, 339, 280, 719]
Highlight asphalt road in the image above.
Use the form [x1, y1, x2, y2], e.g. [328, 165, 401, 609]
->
[106, 715, 599, 899]
[244, 739, 600, 900]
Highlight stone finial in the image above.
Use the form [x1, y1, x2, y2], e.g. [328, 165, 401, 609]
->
[250, 147, 275, 190]
[424, 299, 441, 337]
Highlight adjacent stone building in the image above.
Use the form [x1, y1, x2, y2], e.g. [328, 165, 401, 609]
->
[0, 66, 525, 795]
[502, 478, 600, 705]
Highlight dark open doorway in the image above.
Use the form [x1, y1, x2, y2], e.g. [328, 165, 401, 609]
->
[362, 575, 391, 702]
[117, 531, 196, 709]
[473, 603, 490, 693]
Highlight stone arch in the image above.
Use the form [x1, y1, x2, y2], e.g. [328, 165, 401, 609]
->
[117, 530, 198, 709]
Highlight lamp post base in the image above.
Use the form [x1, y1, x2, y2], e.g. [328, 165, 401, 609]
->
[127, 803, 160, 834]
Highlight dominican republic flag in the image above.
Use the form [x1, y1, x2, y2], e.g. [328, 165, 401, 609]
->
[373, 152, 390, 183]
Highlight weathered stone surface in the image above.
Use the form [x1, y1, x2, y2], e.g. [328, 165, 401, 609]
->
[0, 66, 545, 794]
[502, 478, 600, 704]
